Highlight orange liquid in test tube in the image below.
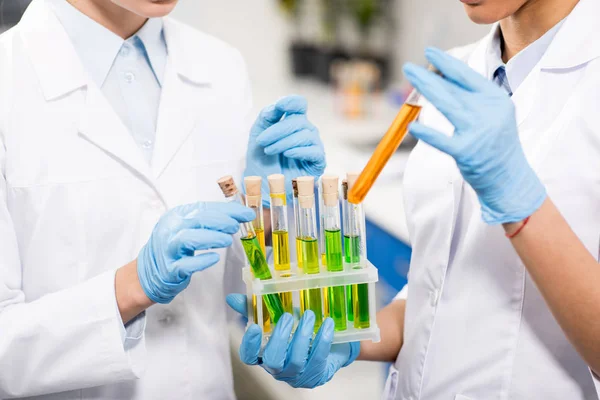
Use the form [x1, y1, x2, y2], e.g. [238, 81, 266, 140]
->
[347, 102, 422, 204]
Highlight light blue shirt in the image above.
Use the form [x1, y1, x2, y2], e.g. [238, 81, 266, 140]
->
[47, 0, 167, 164]
[487, 20, 565, 95]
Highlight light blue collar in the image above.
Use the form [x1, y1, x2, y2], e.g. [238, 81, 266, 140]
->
[46, 0, 166, 88]
[486, 19, 565, 92]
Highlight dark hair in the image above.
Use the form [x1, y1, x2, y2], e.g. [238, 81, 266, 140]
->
[0, 0, 32, 29]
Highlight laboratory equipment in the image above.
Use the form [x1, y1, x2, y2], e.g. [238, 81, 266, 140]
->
[341, 179, 354, 322]
[292, 179, 308, 312]
[217, 176, 285, 324]
[345, 173, 370, 329]
[268, 174, 294, 313]
[296, 176, 324, 333]
[322, 175, 347, 331]
[347, 66, 441, 204]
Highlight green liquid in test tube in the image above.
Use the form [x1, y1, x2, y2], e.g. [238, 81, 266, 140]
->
[218, 176, 285, 324]
[296, 177, 324, 333]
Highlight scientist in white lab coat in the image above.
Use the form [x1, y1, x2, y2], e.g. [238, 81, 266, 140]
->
[0, 0, 326, 398]
[229, 0, 600, 398]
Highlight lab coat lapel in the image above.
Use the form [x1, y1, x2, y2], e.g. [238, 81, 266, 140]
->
[152, 19, 215, 178]
[78, 84, 155, 185]
[20, 0, 157, 186]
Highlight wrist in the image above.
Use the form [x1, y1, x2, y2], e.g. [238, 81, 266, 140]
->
[115, 259, 154, 324]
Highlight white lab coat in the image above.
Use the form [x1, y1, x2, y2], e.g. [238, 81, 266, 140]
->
[384, 0, 600, 399]
[0, 0, 251, 398]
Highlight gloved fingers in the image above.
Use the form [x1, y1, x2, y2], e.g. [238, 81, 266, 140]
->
[279, 310, 315, 378]
[172, 251, 221, 278]
[240, 324, 263, 365]
[408, 122, 456, 156]
[257, 114, 315, 148]
[169, 228, 234, 256]
[275, 95, 308, 115]
[425, 47, 494, 93]
[403, 63, 470, 129]
[196, 202, 256, 223]
[226, 293, 249, 318]
[176, 212, 241, 235]
[282, 145, 326, 166]
[262, 313, 294, 375]
[250, 103, 286, 137]
[304, 318, 334, 371]
[263, 128, 317, 156]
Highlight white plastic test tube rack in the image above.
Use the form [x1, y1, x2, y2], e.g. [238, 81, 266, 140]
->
[243, 260, 380, 345]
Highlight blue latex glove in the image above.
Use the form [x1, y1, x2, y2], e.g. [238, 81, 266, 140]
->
[245, 95, 326, 207]
[404, 47, 546, 224]
[138, 203, 255, 304]
[226, 293, 360, 388]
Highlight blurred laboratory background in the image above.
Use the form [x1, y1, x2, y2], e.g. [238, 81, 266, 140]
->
[1, 1, 488, 399]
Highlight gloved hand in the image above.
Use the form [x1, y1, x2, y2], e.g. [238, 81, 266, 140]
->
[138, 203, 255, 304]
[404, 47, 547, 224]
[226, 293, 359, 388]
[245, 95, 326, 207]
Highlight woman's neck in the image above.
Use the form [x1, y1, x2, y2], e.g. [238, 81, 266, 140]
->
[500, 0, 579, 62]
[67, 0, 146, 39]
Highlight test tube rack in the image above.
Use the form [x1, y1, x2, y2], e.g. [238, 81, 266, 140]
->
[243, 260, 380, 345]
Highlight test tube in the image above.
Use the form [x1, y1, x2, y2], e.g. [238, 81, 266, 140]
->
[348, 66, 441, 204]
[292, 179, 309, 313]
[244, 176, 272, 332]
[218, 176, 285, 325]
[296, 176, 324, 333]
[341, 179, 353, 322]
[322, 175, 347, 331]
[345, 173, 370, 329]
[268, 174, 293, 314]
[317, 177, 329, 318]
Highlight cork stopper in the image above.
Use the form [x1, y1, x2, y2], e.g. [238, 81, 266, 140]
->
[342, 179, 348, 201]
[217, 175, 238, 198]
[244, 176, 262, 197]
[346, 172, 359, 190]
[296, 176, 315, 208]
[297, 176, 315, 197]
[291, 179, 298, 198]
[268, 174, 285, 194]
[321, 175, 339, 206]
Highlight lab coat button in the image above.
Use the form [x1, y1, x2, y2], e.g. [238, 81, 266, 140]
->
[124, 72, 135, 83]
[120, 45, 131, 57]
[429, 289, 439, 307]
[159, 312, 175, 325]
[142, 139, 153, 149]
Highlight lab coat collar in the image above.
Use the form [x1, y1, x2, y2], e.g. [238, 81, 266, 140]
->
[162, 18, 215, 85]
[540, 0, 600, 69]
[18, 0, 88, 101]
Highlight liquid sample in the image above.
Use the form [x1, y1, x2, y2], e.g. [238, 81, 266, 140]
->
[344, 235, 362, 322]
[241, 235, 285, 323]
[325, 230, 343, 272]
[273, 230, 290, 271]
[323, 287, 330, 318]
[321, 253, 327, 267]
[252, 295, 271, 333]
[255, 228, 266, 254]
[353, 283, 370, 329]
[348, 103, 422, 204]
[296, 237, 309, 314]
[299, 236, 323, 332]
[325, 229, 346, 330]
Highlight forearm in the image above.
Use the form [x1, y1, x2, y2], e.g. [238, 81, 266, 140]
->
[505, 198, 600, 373]
[358, 299, 405, 362]
[115, 260, 154, 324]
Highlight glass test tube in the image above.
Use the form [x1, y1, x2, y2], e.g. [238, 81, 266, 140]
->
[244, 176, 273, 332]
[317, 177, 329, 317]
[218, 176, 285, 325]
[348, 66, 441, 204]
[296, 176, 324, 333]
[322, 175, 347, 331]
[345, 173, 370, 329]
[292, 179, 309, 312]
[267, 174, 293, 314]
[341, 179, 353, 322]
